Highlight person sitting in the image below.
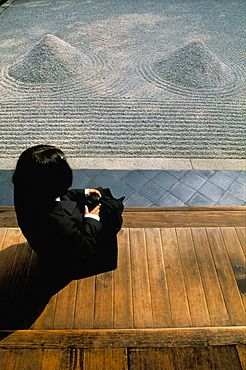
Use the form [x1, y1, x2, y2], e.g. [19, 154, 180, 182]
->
[12, 145, 118, 291]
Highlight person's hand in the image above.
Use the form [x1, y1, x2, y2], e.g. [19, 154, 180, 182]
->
[88, 189, 102, 197]
[84, 204, 101, 216]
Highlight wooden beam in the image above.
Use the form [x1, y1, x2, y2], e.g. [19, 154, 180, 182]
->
[0, 206, 245, 228]
[0, 207, 18, 227]
[123, 207, 246, 228]
[0, 327, 245, 348]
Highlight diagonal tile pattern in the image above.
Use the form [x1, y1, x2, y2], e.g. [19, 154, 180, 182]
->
[0, 169, 245, 207]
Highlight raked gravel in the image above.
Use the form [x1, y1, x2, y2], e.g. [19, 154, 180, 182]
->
[0, 0, 245, 165]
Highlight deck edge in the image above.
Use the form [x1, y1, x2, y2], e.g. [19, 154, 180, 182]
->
[1, 206, 245, 228]
[0, 327, 245, 348]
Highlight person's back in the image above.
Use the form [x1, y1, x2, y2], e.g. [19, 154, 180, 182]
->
[12, 145, 111, 280]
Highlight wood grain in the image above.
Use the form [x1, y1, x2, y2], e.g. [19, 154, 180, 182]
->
[114, 228, 133, 328]
[53, 280, 78, 329]
[176, 228, 211, 327]
[0, 345, 244, 370]
[0, 228, 7, 250]
[0, 228, 22, 323]
[1, 227, 21, 250]
[1, 206, 245, 228]
[129, 348, 176, 370]
[210, 346, 243, 370]
[145, 228, 172, 328]
[0, 207, 245, 368]
[191, 228, 230, 326]
[32, 294, 57, 330]
[73, 276, 96, 329]
[206, 228, 245, 325]
[129, 228, 153, 328]
[83, 348, 128, 370]
[123, 207, 246, 228]
[0, 225, 245, 331]
[0, 327, 245, 348]
[0, 348, 75, 370]
[220, 227, 246, 307]
[160, 228, 191, 327]
[93, 271, 114, 329]
[236, 227, 246, 256]
[236, 345, 246, 370]
[0, 207, 18, 228]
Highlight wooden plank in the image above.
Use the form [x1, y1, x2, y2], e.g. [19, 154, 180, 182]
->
[13, 233, 39, 303]
[83, 348, 128, 370]
[20, 247, 47, 329]
[0, 228, 7, 250]
[129, 348, 176, 370]
[172, 346, 242, 370]
[191, 228, 230, 326]
[210, 346, 243, 370]
[0, 348, 75, 370]
[0, 346, 243, 370]
[1, 240, 33, 329]
[113, 228, 134, 329]
[144, 228, 172, 328]
[19, 232, 26, 243]
[174, 347, 206, 369]
[32, 294, 58, 330]
[236, 345, 246, 370]
[176, 228, 211, 327]
[0, 228, 21, 319]
[206, 228, 245, 326]
[93, 271, 114, 329]
[0, 231, 55, 330]
[1, 227, 21, 250]
[0, 327, 245, 348]
[175, 347, 211, 370]
[0, 230, 19, 290]
[53, 280, 78, 329]
[0, 207, 18, 228]
[0, 349, 11, 368]
[183, 346, 242, 370]
[160, 228, 191, 327]
[220, 227, 246, 307]
[129, 228, 153, 328]
[73, 275, 96, 329]
[1, 206, 245, 228]
[6, 241, 33, 294]
[129, 347, 230, 370]
[236, 227, 246, 256]
[123, 207, 246, 228]
[0, 348, 44, 370]
[40, 348, 76, 370]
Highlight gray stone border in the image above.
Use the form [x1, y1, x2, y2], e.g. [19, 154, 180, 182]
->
[0, 157, 245, 171]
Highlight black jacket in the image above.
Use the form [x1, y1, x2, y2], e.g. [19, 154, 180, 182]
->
[15, 189, 117, 280]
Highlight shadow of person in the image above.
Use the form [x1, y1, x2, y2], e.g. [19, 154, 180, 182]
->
[0, 231, 118, 335]
[0, 242, 72, 333]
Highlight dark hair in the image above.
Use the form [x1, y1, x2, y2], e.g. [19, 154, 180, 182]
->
[13, 145, 73, 206]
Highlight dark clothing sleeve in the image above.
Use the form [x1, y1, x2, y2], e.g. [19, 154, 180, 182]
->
[47, 208, 102, 260]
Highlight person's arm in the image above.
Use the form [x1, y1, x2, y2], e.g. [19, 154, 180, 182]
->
[66, 189, 102, 220]
[66, 188, 101, 201]
[84, 203, 101, 222]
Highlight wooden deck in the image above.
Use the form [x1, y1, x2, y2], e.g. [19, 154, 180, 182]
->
[0, 206, 245, 369]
